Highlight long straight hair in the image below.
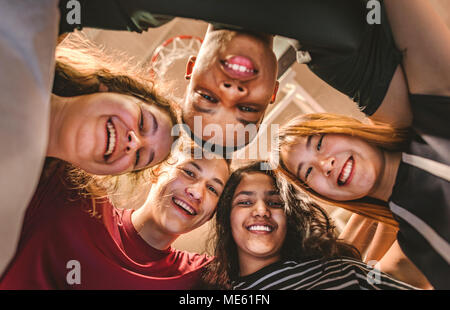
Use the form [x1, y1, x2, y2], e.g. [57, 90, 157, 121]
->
[276, 113, 411, 227]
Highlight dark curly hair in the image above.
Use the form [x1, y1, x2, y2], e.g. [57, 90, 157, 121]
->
[201, 161, 360, 289]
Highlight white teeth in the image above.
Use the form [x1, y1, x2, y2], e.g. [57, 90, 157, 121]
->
[173, 198, 196, 215]
[104, 120, 116, 156]
[224, 61, 254, 73]
[248, 225, 273, 232]
[339, 159, 353, 184]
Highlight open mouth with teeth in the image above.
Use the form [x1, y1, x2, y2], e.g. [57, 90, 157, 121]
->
[246, 224, 274, 233]
[338, 156, 355, 186]
[221, 56, 258, 79]
[172, 197, 197, 216]
[104, 118, 117, 161]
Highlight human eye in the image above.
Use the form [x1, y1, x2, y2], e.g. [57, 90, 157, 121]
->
[238, 106, 258, 113]
[207, 184, 218, 195]
[182, 168, 195, 178]
[199, 92, 218, 103]
[236, 200, 252, 206]
[305, 167, 313, 181]
[135, 150, 141, 168]
[139, 109, 144, 131]
[267, 200, 284, 208]
[317, 134, 325, 151]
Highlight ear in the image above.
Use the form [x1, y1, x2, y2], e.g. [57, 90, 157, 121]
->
[185, 56, 197, 80]
[98, 83, 109, 92]
[270, 81, 279, 104]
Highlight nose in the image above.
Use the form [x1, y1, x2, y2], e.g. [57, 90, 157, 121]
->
[319, 156, 335, 177]
[125, 131, 142, 153]
[220, 80, 248, 104]
[185, 185, 203, 203]
[251, 200, 270, 218]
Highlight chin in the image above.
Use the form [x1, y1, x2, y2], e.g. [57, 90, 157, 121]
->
[248, 246, 277, 257]
[332, 190, 369, 202]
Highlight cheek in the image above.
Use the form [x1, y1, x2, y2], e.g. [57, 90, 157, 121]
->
[60, 119, 100, 166]
[308, 176, 333, 197]
[183, 93, 195, 115]
[154, 174, 176, 199]
[253, 84, 275, 104]
[230, 209, 245, 240]
[273, 214, 287, 240]
[203, 197, 219, 219]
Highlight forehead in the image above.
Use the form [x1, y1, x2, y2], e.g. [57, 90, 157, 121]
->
[176, 153, 229, 178]
[201, 29, 234, 49]
[235, 172, 276, 194]
[281, 137, 308, 164]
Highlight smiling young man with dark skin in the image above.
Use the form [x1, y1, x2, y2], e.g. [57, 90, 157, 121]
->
[58, 0, 404, 149]
[182, 25, 279, 149]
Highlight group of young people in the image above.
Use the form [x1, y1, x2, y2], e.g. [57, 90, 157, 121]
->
[0, 0, 448, 289]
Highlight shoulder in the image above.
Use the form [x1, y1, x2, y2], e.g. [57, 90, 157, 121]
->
[319, 257, 419, 290]
[171, 249, 214, 268]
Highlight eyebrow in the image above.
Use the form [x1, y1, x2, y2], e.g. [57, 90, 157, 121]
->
[145, 150, 155, 168]
[234, 189, 279, 198]
[189, 161, 202, 172]
[138, 103, 158, 136]
[306, 135, 312, 149]
[212, 178, 224, 188]
[234, 190, 255, 198]
[150, 111, 158, 135]
[296, 135, 313, 180]
[189, 161, 225, 187]
[266, 190, 280, 196]
[193, 103, 214, 114]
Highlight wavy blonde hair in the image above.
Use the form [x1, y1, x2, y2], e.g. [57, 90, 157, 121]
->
[275, 113, 410, 228]
[48, 33, 181, 205]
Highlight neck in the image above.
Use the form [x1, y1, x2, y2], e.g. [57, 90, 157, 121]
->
[369, 151, 402, 202]
[238, 252, 280, 277]
[47, 94, 69, 159]
[131, 197, 179, 250]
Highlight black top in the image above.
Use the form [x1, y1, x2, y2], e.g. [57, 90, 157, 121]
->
[58, 0, 401, 116]
[389, 94, 450, 289]
[232, 258, 417, 290]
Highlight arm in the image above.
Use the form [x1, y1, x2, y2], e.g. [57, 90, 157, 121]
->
[364, 222, 397, 263]
[340, 217, 431, 289]
[379, 241, 434, 289]
[339, 213, 378, 256]
[0, 0, 59, 275]
[369, 65, 413, 128]
[339, 214, 400, 264]
[371, 0, 450, 128]
[384, 0, 450, 96]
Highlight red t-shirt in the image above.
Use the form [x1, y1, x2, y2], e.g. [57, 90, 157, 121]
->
[0, 166, 212, 289]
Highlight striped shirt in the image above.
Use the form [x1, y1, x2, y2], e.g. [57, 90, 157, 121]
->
[232, 258, 418, 290]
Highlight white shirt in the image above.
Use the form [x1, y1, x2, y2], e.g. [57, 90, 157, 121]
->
[0, 0, 59, 274]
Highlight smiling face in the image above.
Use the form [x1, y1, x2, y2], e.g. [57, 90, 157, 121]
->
[182, 26, 279, 147]
[230, 172, 287, 264]
[54, 92, 174, 175]
[280, 133, 385, 201]
[149, 154, 230, 235]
